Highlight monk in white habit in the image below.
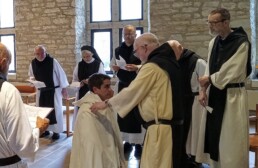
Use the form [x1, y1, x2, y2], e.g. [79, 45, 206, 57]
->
[69, 73, 125, 168]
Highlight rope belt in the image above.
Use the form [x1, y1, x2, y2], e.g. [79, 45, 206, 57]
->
[143, 119, 184, 129]
[0, 155, 21, 166]
[226, 82, 245, 89]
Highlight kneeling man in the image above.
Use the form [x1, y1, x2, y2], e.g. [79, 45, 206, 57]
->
[69, 73, 125, 168]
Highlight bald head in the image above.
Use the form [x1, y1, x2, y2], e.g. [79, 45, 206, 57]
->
[166, 40, 183, 60]
[34, 45, 46, 61]
[133, 32, 160, 63]
[0, 42, 11, 77]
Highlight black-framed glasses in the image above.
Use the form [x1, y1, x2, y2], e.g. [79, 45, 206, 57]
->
[133, 44, 148, 57]
[124, 33, 136, 37]
[206, 19, 226, 25]
[133, 46, 141, 55]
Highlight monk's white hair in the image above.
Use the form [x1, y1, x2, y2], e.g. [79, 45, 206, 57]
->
[35, 45, 46, 52]
[136, 32, 160, 48]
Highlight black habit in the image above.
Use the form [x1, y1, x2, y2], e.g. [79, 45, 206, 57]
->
[205, 27, 251, 161]
[115, 42, 142, 133]
[31, 54, 57, 125]
[147, 42, 184, 168]
[77, 59, 100, 99]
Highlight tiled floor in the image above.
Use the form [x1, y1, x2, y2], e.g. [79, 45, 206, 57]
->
[28, 133, 72, 168]
[27, 133, 256, 168]
[27, 115, 256, 168]
[27, 133, 141, 168]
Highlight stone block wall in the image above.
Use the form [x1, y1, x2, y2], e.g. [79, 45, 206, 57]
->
[150, 0, 251, 59]
[12, 0, 251, 82]
[15, 0, 82, 82]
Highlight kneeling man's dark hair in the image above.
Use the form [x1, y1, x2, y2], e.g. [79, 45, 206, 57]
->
[88, 73, 111, 91]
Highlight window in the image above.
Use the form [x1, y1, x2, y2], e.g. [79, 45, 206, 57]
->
[0, 0, 14, 28]
[120, 0, 143, 20]
[91, 0, 111, 22]
[0, 35, 15, 72]
[91, 29, 112, 71]
[0, 0, 15, 73]
[88, 0, 147, 73]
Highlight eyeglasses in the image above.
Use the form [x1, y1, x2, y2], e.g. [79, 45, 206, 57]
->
[133, 47, 140, 55]
[206, 19, 226, 26]
[124, 34, 136, 37]
[133, 44, 148, 57]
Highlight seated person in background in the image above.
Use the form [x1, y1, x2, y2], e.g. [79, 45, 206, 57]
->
[72, 45, 105, 129]
[0, 42, 49, 168]
[69, 73, 125, 168]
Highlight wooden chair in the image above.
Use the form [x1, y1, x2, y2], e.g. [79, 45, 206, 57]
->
[63, 97, 76, 137]
[62, 87, 77, 137]
[15, 85, 36, 105]
[250, 104, 258, 167]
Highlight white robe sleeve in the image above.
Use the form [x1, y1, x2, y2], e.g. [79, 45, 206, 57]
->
[28, 63, 34, 79]
[191, 59, 207, 92]
[110, 55, 116, 68]
[72, 64, 79, 82]
[98, 63, 106, 74]
[209, 42, 249, 90]
[109, 63, 162, 118]
[53, 59, 69, 88]
[2, 83, 39, 159]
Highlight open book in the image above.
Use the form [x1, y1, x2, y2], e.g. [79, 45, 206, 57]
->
[27, 79, 46, 89]
[24, 104, 53, 128]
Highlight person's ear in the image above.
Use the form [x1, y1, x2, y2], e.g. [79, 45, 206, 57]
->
[0, 57, 7, 69]
[92, 86, 99, 94]
[0, 57, 5, 64]
[223, 20, 230, 25]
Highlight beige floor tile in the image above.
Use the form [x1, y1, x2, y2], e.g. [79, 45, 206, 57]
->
[27, 114, 255, 168]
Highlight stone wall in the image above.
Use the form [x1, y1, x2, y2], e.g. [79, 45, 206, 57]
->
[12, 0, 251, 82]
[150, 0, 251, 59]
[15, 0, 80, 82]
